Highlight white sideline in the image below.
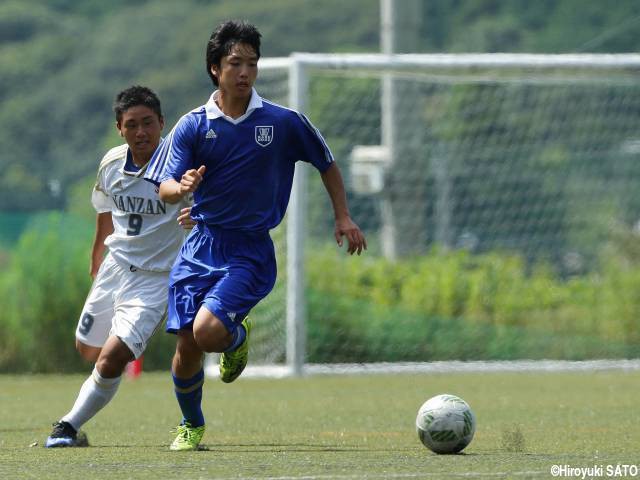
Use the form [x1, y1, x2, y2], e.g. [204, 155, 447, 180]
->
[204, 359, 640, 379]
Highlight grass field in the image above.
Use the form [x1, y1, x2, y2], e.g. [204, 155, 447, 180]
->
[1, 369, 639, 479]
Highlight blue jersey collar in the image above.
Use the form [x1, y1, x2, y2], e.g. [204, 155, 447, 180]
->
[122, 148, 142, 176]
[205, 88, 263, 124]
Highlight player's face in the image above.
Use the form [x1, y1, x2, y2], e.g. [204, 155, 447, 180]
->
[212, 42, 258, 98]
[117, 106, 164, 165]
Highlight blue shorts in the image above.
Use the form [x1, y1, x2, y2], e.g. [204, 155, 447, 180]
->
[166, 223, 277, 334]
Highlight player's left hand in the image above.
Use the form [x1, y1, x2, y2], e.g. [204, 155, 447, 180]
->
[177, 207, 196, 230]
[335, 217, 367, 255]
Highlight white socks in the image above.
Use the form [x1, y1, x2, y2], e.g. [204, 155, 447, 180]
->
[62, 366, 121, 431]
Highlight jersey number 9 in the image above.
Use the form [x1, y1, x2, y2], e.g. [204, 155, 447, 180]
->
[127, 214, 143, 236]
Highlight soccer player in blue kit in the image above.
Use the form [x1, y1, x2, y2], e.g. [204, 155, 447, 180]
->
[145, 20, 367, 451]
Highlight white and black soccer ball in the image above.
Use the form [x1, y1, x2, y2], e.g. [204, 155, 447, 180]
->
[416, 394, 476, 454]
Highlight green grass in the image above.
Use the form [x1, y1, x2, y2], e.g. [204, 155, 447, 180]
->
[1, 370, 639, 479]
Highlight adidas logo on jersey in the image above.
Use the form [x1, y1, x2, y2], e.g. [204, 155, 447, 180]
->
[205, 129, 217, 139]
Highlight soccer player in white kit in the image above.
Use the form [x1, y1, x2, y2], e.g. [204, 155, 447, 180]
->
[45, 86, 191, 448]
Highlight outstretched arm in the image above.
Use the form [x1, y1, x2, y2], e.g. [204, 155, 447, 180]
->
[320, 163, 367, 255]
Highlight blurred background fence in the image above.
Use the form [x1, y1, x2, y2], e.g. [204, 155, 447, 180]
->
[245, 54, 640, 373]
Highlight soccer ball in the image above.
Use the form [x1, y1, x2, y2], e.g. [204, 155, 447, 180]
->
[416, 394, 476, 454]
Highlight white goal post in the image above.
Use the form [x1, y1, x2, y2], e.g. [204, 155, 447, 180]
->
[206, 53, 640, 378]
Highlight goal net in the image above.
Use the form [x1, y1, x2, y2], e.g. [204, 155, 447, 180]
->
[209, 53, 640, 376]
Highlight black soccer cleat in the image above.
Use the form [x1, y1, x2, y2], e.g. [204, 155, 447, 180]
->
[45, 421, 89, 448]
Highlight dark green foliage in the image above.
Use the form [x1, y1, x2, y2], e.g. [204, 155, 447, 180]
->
[3, 0, 640, 210]
[305, 246, 640, 363]
[0, 0, 379, 210]
[1, 220, 640, 371]
[0, 212, 178, 372]
[0, 213, 93, 372]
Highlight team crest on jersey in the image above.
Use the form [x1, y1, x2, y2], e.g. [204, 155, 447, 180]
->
[255, 126, 274, 147]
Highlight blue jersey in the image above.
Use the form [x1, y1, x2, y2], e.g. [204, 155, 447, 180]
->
[145, 89, 334, 232]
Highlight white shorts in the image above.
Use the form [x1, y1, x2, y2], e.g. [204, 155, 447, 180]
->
[75, 253, 168, 359]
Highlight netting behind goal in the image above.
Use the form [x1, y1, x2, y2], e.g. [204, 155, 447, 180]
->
[238, 54, 640, 374]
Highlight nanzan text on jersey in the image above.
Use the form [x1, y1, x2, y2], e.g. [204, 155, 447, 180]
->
[111, 194, 167, 215]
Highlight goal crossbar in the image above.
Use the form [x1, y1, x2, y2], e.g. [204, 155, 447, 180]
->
[261, 53, 640, 71]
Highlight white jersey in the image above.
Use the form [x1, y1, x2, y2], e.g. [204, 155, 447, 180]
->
[92, 144, 189, 272]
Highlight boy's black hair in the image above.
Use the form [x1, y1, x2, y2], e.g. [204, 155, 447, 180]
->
[206, 20, 262, 86]
[113, 85, 162, 122]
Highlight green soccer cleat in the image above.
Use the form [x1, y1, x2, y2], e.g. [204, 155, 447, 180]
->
[170, 422, 205, 451]
[219, 316, 252, 383]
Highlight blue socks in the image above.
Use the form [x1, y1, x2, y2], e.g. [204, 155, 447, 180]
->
[224, 322, 246, 353]
[172, 324, 245, 427]
[172, 368, 205, 427]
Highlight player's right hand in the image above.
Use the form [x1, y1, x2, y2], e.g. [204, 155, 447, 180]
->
[179, 165, 206, 194]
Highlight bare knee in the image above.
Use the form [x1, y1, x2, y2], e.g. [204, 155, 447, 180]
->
[192, 314, 232, 353]
[76, 339, 101, 363]
[173, 331, 204, 377]
[95, 336, 134, 378]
